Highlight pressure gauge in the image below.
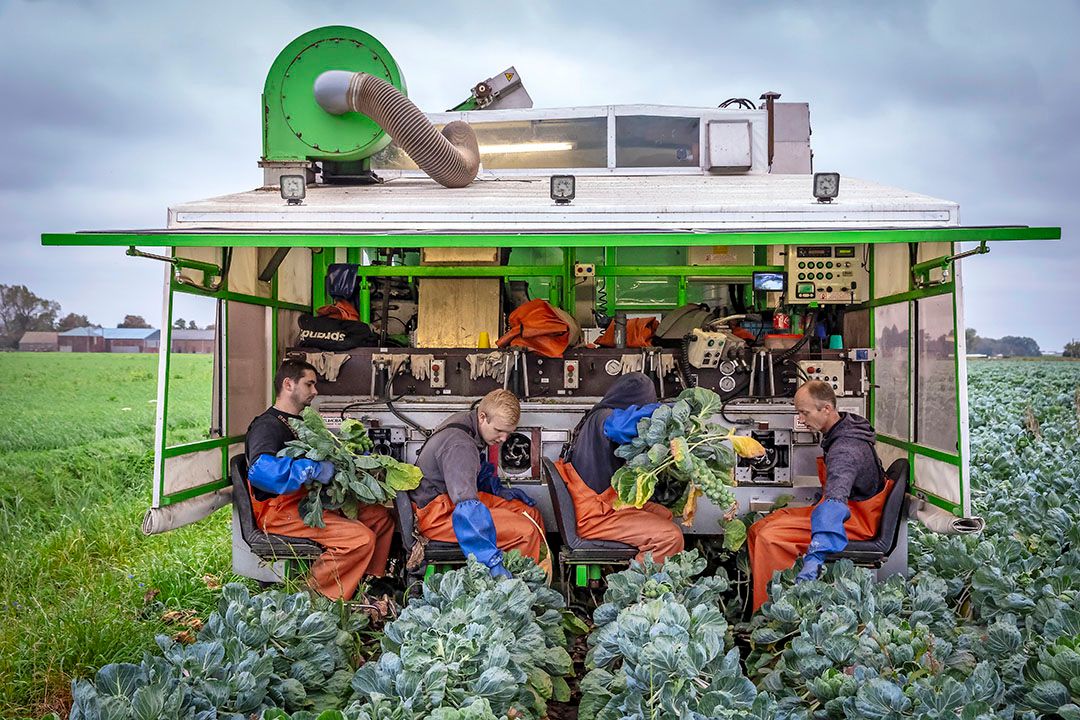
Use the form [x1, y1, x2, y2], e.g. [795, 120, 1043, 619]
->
[550, 174, 575, 204]
[280, 175, 306, 205]
[813, 172, 840, 203]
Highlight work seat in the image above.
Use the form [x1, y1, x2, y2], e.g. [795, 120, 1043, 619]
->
[229, 455, 323, 561]
[542, 458, 637, 576]
[825, 458, 909, 567]
[393, 491, 465, 583]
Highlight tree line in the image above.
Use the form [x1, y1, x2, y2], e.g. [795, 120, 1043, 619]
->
[0, 283, 204, 348]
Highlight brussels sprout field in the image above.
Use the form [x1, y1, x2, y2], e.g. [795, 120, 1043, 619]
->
[1, 356, 1077, 719]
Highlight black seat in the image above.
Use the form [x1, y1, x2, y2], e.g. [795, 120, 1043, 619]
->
[825, 458, 909, 567]
[229, 454, 323, 561]
[393, 492, 465, 570]
[542, 458, 637, 562]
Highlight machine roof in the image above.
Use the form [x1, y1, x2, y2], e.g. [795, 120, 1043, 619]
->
[165, 174, 959, 233]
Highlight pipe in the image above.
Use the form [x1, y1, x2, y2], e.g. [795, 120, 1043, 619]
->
[314, 70, 479, 188]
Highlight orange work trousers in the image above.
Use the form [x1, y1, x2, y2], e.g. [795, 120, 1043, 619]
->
[555, 460, 685, 564]
[252, 490, 395, 601]
[414, 492, 547, 565]
[747, 478, 893, 612]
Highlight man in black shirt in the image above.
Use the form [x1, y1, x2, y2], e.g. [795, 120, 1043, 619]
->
[245, 358, 394, 600]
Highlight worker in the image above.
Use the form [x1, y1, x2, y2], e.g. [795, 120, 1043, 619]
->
[245, 358, 395, 600]
[747, 379, 890, 611]
[555, 372, 685, 563]
[411, 389, 546, 578]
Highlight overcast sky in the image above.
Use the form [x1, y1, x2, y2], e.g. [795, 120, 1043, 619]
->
[0, 0, 1076, 350]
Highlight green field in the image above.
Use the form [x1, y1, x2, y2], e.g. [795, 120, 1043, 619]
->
[1, 353, 1078, 719]
[0, 352, 245, 718]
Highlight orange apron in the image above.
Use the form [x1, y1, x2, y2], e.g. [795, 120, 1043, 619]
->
[747, 477, 893, 612]
[413, 491, 549, 571]
[555, 460, 684, 564]
[251, 488, 395, 601]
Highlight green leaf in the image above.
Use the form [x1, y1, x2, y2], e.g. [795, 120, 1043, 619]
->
[722, 518, 747, 551]
[377, 456, 423, 491]
[611, 465, 658, 508]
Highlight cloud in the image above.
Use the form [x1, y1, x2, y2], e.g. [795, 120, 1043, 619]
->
[0, 0, 1075, 349]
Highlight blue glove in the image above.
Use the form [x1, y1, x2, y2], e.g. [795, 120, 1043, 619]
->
[452, 499, 511, 578]
[313, 461, 335, 485]
[796, 556, 823, 583]
[476, 460, 536, 507]
[797, 499, 851, 582]
[603, 403, 662, 443]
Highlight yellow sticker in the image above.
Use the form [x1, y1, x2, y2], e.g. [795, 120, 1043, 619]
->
[504, 72, 515, 82]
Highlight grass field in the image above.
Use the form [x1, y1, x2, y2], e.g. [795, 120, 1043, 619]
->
[0, 352, 247, 719]
[0, 353, 1077, 719]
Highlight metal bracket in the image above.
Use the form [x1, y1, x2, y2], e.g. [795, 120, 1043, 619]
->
[258, 247, 291, 283]
[126, 246, 226, 292]
[911, 240, 989, 288]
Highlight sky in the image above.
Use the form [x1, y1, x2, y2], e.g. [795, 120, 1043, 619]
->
[0, 0, 1076, 351]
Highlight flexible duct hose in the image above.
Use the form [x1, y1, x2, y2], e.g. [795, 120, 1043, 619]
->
[314, 71, 479, 188]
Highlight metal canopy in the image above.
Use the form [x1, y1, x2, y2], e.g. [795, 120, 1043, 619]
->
[42, 226, 1060, 248]
[40, 174, 1060, 247]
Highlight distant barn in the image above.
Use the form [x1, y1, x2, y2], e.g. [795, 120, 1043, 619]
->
[58, 327, 161, 353]
[18, 331, 58, 351]
[171, 328, 215, 354]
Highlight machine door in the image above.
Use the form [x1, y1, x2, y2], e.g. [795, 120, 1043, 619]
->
[871, 243, 970, 518]
[143, 245, 313, 534]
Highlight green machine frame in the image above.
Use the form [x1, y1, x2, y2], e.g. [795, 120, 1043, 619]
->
[43, 225, 1059, 529]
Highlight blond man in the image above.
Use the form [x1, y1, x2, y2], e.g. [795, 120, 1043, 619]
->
[411, 389, 545, 578]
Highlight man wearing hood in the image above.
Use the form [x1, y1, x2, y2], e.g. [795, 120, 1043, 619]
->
[747, 379, 890, 611]
[554, 373, 685, 563]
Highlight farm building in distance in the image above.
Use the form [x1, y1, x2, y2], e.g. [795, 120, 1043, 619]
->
[170, 328, 215, 354]
[57, 327, 161, 353]
[17, 331, 58, 351]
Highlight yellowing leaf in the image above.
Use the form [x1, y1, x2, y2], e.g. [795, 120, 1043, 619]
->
[681, 484, 703, 527]
[728, 432, 766, 458]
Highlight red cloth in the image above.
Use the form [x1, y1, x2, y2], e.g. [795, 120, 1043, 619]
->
[555, 460, 684, 564]
[316, 299, 361, 321]
[596, 317, 659, 348]
[497, 299, 578, 358]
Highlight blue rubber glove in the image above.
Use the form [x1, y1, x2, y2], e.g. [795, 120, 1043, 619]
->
[451, 499, 511, 578]
[476, 460, 536, 507]
[603, 403, 662, 443]
[796, 556, 823, 583]
[313, 461, 335, 485]
[797, 499, 852, 582]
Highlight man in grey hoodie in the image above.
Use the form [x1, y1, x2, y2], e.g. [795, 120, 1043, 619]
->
[747, 379, 886, 610]
[792, 379, 885, 580]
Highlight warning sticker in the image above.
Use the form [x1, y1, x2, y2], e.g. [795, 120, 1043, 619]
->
[504, 72, 515, 81]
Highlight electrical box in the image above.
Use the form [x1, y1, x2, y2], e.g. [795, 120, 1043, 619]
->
[685, 328, 727, 368]
[785, 245, 869, 304]
[798, 360, 846, 395]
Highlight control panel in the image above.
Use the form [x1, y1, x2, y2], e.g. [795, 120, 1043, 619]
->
[785, 245, 869, 305]
[685, 329, 727, 368]
[798, 359, 846, 395]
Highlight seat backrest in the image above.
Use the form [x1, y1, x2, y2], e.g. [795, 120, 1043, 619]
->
[542, 457, 584, 546]
[229, 454, 260, 544]
[874, 458, 910, 553]
[393, 491, 416, 552]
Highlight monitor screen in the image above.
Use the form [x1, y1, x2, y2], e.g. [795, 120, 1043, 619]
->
[753, 271, 786, 292]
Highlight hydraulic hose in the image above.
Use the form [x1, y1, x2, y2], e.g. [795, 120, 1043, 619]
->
[314, 70, 479, 188]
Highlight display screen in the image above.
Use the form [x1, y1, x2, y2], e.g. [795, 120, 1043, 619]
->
[753, 271, 786, 292]
[835, 246, 856, 258]
[796, 246, 833, 258]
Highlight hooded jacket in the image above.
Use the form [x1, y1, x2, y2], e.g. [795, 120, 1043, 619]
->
[566, 373, 658, 495]
[820, 412, 885, 503]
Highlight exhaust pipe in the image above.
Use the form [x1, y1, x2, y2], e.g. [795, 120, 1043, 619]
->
[314, 70, 479, 188]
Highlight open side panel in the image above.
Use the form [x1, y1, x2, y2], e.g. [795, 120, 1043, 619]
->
[143, 245, 313, 535]
[869, 242, 969, 517]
